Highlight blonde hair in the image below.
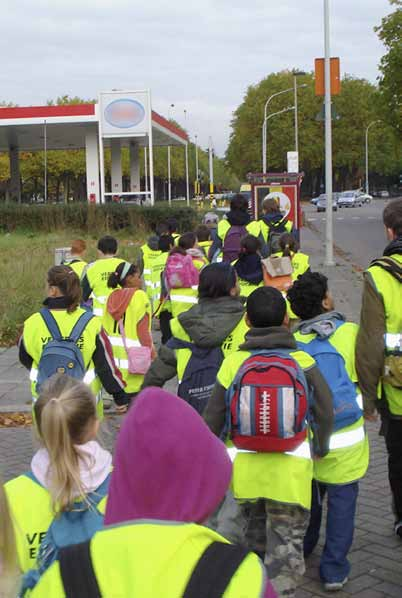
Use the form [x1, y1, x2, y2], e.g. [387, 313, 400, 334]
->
[0, 480, 18, 596]
[34, 374, 97, 513]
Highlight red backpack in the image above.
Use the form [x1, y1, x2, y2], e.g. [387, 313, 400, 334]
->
[225, 350, 309, 453]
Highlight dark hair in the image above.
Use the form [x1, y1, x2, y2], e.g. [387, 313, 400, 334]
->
[156, 222, 169, 237]
[240, 234, 261, 255]
[230, 193, 249, 213]
[107, 262, 137, 289]
[383, 198, 402, 237]
[262, 197, 281, 214]
[279, 233, 299, 257]
[98, 236, 118, 255]
[287, 271, 328, 320]
[166, 217, 179, 234]
[158, 235, 174, 252]
[246, 287, 286, 327]
[198, 263, 237, 300]
[178, 232, 196, 250]
[195, 225, 211, 243]
[47, 266, 81, 313]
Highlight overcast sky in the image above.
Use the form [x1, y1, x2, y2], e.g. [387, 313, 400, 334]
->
[0, 0, 391, 155]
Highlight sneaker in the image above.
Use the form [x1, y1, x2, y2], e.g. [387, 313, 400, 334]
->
[394, 521, 402, 538]
[324, 577, 348, 592]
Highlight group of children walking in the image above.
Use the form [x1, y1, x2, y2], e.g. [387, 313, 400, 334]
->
[0, 194, 370, 597]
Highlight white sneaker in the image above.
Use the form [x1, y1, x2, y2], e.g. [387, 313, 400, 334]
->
[324, 577, 348, 592]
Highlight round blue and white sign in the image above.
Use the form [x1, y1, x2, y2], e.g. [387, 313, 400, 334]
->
[104, 99, 145, 129]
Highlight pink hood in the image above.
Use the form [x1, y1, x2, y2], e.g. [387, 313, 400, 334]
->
[104, 387, 232, 525]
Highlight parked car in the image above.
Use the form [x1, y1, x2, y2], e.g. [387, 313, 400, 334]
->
[358, 192, 373, 204]
[316, 194, 338, 212]
[310, 196, 320, 205]
[338, 190, 363, 208]
[380, 190, 390, 198]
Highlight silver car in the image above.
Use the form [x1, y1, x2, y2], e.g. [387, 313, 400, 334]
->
[338, 191, 362, 208]
[316, 193, 338, 212]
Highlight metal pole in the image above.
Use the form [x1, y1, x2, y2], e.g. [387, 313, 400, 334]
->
[294, 75, 299, 155]
[209, 137, 214, 194]
[44, 120, 47, 203]
[263, 106, 295, 172]
[168, 145, 172, 206]
[324, 0, 335, 266]
[147, 91, 155, 206]
[185, 142, 190, 206]
[144, 146, 149, 195]
[365, 120, 381, 195]
[195, 134, 199, 195]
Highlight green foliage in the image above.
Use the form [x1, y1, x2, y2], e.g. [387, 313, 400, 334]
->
[375, 0, 402, 131]
[0, 203, 198, 235]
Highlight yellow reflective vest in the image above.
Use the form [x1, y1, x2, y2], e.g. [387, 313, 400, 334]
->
[85, 257, 125, 318]
[62, 258, 87, 280]
[29, 522, 266, 598]
[170, 316, 249, 386]
[272, 251, 310, 281]
[4, 474, 107, 573]
[198, 240, 212, 262]
[366, 253, 402, 415]
[217, 349, 316, 510]
[141, 244, 162, 307]
[295, 322, 369, 485]
[102, 289, 152, 393]
[22, 308, 103, 414]
[259, 218, 293, 244]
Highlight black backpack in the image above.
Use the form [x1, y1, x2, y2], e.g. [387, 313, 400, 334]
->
[59, 540, 251, 598]
[266, 220, 288, 255]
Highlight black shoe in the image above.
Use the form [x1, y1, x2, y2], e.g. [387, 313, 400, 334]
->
[394, 521, 402, 538]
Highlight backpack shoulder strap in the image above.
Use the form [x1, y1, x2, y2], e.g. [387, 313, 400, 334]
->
[167, 337, 194, 351]
[370, 257, 402, 283]
[69, 311, 94, 343]
[183, 541, 251, 598]
[86, 475, 110, 508]
[40, 308, 62, 342]
[59, 540, 101, 598]
[24, 470, 42, 486]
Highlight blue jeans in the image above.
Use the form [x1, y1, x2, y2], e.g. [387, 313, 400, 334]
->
[304, 480, 359, 583]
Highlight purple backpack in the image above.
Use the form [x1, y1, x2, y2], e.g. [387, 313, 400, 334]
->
[222, 225, 247, 262]
[165, 253, 199, 289]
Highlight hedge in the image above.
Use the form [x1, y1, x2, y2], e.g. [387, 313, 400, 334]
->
[0, 203, 199, 235]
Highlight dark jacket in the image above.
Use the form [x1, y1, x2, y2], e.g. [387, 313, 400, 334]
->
[203, 326, 334, 458]
[356, 236, 402, 415]
[141, 296, 246, 388]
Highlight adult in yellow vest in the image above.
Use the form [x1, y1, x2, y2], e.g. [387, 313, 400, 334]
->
[168, 232, 207, 318]
[81, 236, 124, 318]
[259, 197, 293, 256]
[19, 266, 130, 414]
[288, 271, 368, 592]
[29, 387, 276, 598]
[356, 198, 402, 538]
[204, 287, 333, 598]
[196, 223, 213, 262]
[61, 239, 87, 279]
[142, 264, 249, 407]
[103, 262, 155, 408]
[5, 375, 111, 575]
[208, 194, 260, 262]
[0, 479, 18, 596]
[233, 234, 264, 297]
[136, 235, 162, 308]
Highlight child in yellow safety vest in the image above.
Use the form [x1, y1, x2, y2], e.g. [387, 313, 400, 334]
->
[28, 387, 276, 598]
[154, 235, 175, 345]
[273, 233, 310, 282]
[288, 272, 368, 592]
[196, 224, 212, 262]
[103, 261, 155, 411]
[5, 375, 112, 577]
[0, 479, 18, 596]
[233, 234, 264, 297]
[136, 235, 161, 308]
[204, 287, 333, 598]
[62, 239, 87, 279]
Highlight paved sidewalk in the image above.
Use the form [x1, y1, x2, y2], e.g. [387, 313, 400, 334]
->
[0, 223, 401, 596]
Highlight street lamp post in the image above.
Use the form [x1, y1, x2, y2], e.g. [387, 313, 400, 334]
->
[262, 84, 307, 172]
[324, 0, 335, 266]
[44, 120, 47, 203]
[195, 134, 199, 195]
[292, 71, 306, 157]
[365, 120, 381, 195]
[167, 104, 175, 206]
[262, 106, 295, 171]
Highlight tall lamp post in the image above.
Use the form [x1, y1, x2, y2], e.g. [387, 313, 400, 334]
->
[292, 71, 307, 158]
[262, 106, 295, 171]
[167, 104, 175, 206]
[194, 134, 199, 196]
[324, 0, 335, 266]
[262, 84, 307, 172]
[365, 120, 381, 195]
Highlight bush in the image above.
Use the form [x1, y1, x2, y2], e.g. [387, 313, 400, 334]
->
[0, 203, 198, 235]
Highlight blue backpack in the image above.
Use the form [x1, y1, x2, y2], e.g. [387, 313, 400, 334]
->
[21, 471, 109, 595]
[36, 308, 94, 393]
[297, 321, 362, 432]
[167, 337, 224, 415]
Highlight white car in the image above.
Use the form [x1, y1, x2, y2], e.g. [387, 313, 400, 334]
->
[338, 191, 363, 208]
[358, 192, 372, 204]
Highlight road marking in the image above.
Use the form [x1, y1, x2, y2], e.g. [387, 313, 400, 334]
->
[336, 217, 344, 221]
[368, 216, 376, 220]
[321, 217, 326, 221]
[307, 218, 317, 222]
[352, 217, 360, 220]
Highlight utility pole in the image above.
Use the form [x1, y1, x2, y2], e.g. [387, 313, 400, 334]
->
[324, 0, 335, 266]
[208, 137, 214, 194]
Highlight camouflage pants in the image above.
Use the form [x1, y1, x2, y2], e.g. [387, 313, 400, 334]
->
[240, 499, 309, 598]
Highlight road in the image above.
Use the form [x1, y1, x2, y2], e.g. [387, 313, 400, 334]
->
[302, 199, 389, 270]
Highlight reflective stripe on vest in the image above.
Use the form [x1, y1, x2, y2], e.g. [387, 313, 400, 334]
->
[385, 333, 402, 351]
[170, 295, 198, 304]
[329, 425, 365, 451]
[356, 393, 363, 410]
[227, 440, 311, 462]
[30, 368, 96, 394]
[108, 336, 141, 348]
[143, 268, 152, 275]
[114, 359, 131, 370]
[93, 295, 107, 305]
[93, 307, 104, 317]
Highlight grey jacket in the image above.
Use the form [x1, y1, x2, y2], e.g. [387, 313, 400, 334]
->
[203, 326, 334, 458]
